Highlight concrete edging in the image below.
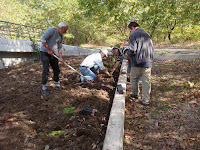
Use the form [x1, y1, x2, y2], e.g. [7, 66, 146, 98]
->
[103, 59, 128, 150]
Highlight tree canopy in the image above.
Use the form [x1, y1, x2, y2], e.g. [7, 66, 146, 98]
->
[1, 0, 199, 45]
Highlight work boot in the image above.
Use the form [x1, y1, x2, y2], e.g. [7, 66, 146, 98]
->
[137, 100, 150, 106]
[42, 84, 49, 94]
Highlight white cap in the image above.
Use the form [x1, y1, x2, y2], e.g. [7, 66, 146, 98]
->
[101, 48, 108, 57]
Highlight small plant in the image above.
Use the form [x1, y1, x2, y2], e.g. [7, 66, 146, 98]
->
[63, 107, 75, 114]
[49, 130, 68, 136]
[111, 57, 116, 64]
[106, 57, 116, 69]
[114, 44, 120, 48]
[44, 145, 50, 150]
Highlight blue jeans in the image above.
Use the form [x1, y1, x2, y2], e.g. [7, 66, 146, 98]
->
[79, 65, 99, 82]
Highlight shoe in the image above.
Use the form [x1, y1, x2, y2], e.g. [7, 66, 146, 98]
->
[130, 94, 138, 99]
[54, 82, 60, 89]
[55, 85, 60, 89]
[42, 89, 50, 94]
[138, 100, 149, 106]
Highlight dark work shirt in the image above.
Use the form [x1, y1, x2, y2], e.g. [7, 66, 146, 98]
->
[128, 28, 154, 68]
[117, 46, 129, 61]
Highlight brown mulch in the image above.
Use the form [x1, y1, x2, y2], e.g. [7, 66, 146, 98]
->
[0, 55, 119, 150]
[1, 54, 200, 150]
[124, 59, 200, 150]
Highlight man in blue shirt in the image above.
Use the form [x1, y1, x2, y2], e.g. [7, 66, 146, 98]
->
[128, 22, 154, 105]
[40, 22, 69, 94]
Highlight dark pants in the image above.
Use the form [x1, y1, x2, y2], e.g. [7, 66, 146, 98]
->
[40, 52, 60, 85]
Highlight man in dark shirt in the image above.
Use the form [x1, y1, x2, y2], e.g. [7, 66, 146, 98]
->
[111, 47, 142, 82]
[110, 46, 129, 75]
[127, 21, 154, 105]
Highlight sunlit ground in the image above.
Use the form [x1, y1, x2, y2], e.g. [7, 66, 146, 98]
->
[124, 59, 200, 150]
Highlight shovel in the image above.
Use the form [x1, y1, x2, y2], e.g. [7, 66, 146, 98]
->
[53, 54, 93, 85]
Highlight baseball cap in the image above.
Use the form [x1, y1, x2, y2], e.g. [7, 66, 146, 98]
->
[101, 48, 108, 57]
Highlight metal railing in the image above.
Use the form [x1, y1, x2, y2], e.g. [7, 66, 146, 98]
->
[0, 20, 45, 41]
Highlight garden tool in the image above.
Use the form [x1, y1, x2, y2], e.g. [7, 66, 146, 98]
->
[52, 54, 94, 85]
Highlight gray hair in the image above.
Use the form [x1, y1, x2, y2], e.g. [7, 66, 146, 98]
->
[57, 22, 69, 28]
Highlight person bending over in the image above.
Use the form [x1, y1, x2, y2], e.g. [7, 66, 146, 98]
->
[79, 48, 111, 82]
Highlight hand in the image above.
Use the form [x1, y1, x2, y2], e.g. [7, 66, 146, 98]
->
[103, 69, 111, 78]
[48, 50, 54, 56]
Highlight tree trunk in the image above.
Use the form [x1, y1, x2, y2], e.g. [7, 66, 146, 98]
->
[167, 20, 176, 41]
[168, 32, 171, 40]
[150, 27, 156, 38]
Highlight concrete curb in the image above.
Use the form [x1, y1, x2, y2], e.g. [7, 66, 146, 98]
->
[103, 59, 128, 150]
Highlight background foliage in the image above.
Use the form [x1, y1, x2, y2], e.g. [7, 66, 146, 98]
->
[1, 0, 199, 46]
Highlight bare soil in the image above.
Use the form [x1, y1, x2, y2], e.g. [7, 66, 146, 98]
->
[154, 41, 200, 49]
[1, 54, 200, 150]
[124, 59, 200, 150]
[0, 55, 119, 150]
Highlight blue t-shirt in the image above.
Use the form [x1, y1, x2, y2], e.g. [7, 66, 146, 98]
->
[40, 27, 63, 53]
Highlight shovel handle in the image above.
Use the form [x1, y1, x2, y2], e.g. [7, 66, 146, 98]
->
[53, 54, 93, 84]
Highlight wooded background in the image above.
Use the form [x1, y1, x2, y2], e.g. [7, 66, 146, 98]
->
[0, 0, 199, 46]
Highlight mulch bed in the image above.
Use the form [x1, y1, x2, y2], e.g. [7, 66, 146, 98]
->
[1, 54, 200, 150]
[0, 55, 119, 150]
[124, 59, 200, 150]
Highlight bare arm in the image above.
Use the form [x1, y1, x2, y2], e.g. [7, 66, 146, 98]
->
[58, 49, 62, 58]
[103, 69, 111, 77]
[57, 49, 63, 63]
[42, 42, 54, 55]
[110, 61, 121, 75]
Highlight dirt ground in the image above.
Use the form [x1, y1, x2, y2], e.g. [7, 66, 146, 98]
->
[124, 59, 200, 150]
[1, 54, 200, 150]
[153, 40, 200, 49]
[0, 55, 119, 150]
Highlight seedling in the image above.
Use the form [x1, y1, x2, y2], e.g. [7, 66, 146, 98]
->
[63, 107, 75, 114]
[49, 130, 68, 136]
